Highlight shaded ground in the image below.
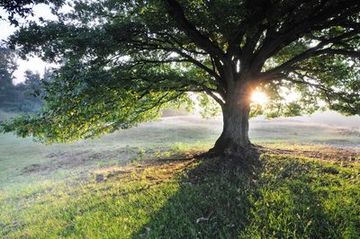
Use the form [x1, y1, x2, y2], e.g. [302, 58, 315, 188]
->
[132, 153, 360, 238]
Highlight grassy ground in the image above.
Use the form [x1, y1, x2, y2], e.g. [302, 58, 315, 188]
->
[0, 115, 359, 238]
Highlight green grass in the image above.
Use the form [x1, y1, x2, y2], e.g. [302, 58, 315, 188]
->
[0, 115, 359, 238]
[0, 151, 359, 238]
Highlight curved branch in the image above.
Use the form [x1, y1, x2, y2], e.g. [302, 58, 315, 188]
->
[251, 1, 360, 72]
[202, 88, 225, 106]
[260, 30, 360, 80]
[165, 0, 225, 60]
[317, 49, 360, 58]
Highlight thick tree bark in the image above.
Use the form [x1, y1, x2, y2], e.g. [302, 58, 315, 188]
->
[209, 81, 258, 159]
[214, 102, 250, 149]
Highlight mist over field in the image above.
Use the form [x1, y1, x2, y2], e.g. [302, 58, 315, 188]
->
[1, 109, 359, 148]
[158, 110, 360, 147]
[293, 111, 360, 129]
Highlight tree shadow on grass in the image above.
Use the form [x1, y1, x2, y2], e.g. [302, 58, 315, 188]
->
[131, 155, 259, 238]
[132, 153, 359, 238]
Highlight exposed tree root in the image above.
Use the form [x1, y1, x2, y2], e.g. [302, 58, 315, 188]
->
[204, 143, 261, 161]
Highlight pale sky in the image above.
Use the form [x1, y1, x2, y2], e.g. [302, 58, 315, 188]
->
[0, 4, 57, 84]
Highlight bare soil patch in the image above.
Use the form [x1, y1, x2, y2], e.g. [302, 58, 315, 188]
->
[21, 147, 141, 175]
[91, 152, 199, 184]
[21, 144, 359, 176]
[262, 146, 359, 162]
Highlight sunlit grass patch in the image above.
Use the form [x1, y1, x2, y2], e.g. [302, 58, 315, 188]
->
[241, 154, 360, 238]
[0, 157, 189, 238]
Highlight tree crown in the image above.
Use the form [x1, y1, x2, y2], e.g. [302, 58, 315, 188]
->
[1, 0, 360, 142]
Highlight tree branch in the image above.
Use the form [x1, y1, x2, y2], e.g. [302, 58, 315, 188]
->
[316, 49, 360, 58]
[251, 1, 360, 73]
[202, 88, 225, 106]
[260, 30, 360, 81]
[165, 0, 225, 60]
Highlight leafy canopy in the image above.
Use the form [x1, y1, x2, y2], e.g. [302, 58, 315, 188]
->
[1, 0, 360, 142]
[0, 0, 63, 25]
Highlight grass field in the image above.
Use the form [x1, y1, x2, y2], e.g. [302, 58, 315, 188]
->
[0, 114, 359, 238]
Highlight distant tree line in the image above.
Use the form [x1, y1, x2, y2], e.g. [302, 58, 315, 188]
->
[0, 47, 45, 112]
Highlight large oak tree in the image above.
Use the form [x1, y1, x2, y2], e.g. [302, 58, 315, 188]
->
[2, 0, 360, 157]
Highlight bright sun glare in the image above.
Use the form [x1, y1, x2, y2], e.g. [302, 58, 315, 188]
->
[251, 91, 269, 105]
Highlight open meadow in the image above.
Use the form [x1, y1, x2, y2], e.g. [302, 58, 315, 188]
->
[0, 112, 359, 238]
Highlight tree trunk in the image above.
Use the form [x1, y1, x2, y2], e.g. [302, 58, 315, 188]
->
[210, 81, 258, 159]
